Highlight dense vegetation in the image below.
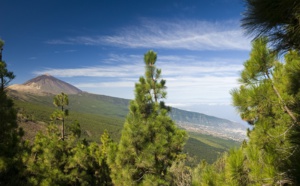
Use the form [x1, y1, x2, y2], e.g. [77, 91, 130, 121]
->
[0, 39, 25, 185]
[192, 38, 300, 185]
[11, 90, 239, 163]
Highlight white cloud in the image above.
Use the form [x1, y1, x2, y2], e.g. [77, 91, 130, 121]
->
[75, 81, 135, 88]
[34, 54, 243, 78]
[166, 75, 239, 105]
[34, 53, 243, 105]
[101, 21, 250, 50]
[34, 64, 143, 78]
[46, 19, 251, 51]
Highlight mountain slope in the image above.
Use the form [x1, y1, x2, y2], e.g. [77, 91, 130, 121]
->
[8, 75, 246, 141]
[8, 74, 244, 163]
[170, 108, 246, 141]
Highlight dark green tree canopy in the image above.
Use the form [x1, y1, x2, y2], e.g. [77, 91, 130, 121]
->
[193, 38, 300, 185]
[109, 50, 187, 185]
[242, 0, 300, 52]
[0, 38, 24, 185]
[0, 39, 15, 91]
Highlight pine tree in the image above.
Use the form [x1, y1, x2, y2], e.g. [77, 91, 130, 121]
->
[193, 38, 300, 185]
[109, 50, 187, 185]
[0, 39, 24, 185]
[230, 38, 300, 185]
[232, 38, 299, 184]
[242, 0, 300, 52]
[51, 92, 69, 140]
[0, 39, 15, 91]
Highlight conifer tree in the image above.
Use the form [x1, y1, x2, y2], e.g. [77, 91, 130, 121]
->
[109, 50, 187, 185]
[192, 155, 227, 186]
[230, 38, 300, 185]
[0, 39, 24, 185]
[51, 92, 69, 140]
[242, 0, 300, 52]
[0, 40, 15, 91]
[193, 38, 300, 185]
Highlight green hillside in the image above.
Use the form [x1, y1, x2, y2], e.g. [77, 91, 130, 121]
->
[14, 99, 124, 141]
[185, 132, 240, 163]
[11, 91, 240, 164]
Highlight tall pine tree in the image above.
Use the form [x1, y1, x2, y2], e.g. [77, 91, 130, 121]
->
[109, 50, 187, 185]
[51, 92, 69, 140]
[231, 38, 298, 185]
[193, 38, 300, 185]
[0, 39, 24, 185]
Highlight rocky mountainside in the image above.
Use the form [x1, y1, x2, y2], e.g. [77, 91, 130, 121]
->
[8, 75, 247, 141]
[9, 74, 82, 95]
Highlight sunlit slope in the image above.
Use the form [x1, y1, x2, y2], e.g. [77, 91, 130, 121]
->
[10, 91, 240, 163]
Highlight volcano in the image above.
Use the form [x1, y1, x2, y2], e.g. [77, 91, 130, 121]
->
[9, 74, 82, 95]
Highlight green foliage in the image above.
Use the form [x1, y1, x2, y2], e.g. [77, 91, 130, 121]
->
[68, 120, 81, 138]
[225, 148, 248, 186]
[25, 96, 114, 185]
[0, 89, 25, 185]
[0, 40, 15, 91]
[234, 38, 300, 185]
[169, 158, 192, 186]
[242, 0, 300, 52]
[25, 124, 113, 185]
[13, 98, 124, 141]
[53, 92, 69, 108]
[192, 157, 226, 186]
[193, 38, 300, 185]
[232, 38, 278, 125]
[108, 50, 187, 185]
[0, 38, 25, 185]
[51, 92, 69, 140]
[12, 93, 240, 165]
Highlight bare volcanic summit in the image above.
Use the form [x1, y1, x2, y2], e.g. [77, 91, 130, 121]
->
[9, 74, 82, 95]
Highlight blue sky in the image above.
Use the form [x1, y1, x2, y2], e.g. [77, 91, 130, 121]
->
[0, 0, 252, 123]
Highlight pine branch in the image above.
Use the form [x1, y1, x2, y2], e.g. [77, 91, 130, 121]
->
[266, 72, 298, 124]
